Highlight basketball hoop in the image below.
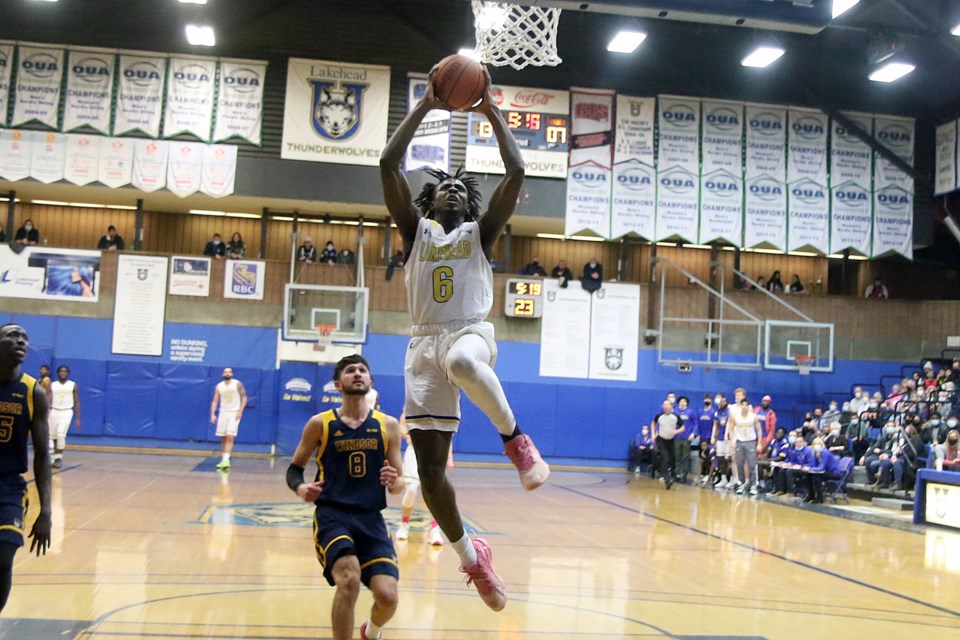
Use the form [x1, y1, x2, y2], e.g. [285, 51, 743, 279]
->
[795, 355, 815, 376]
[314, 324, 337, 352]
[471, 1, 562, 69]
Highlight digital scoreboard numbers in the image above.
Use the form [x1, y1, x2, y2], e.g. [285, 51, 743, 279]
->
[465, 85, 569, 179]
[504, 278, 544, 318]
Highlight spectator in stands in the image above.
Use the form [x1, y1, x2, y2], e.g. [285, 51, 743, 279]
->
[696, 395, 715, 485]
[825, 422, 847, 456]
[838, 402, 853, 432]
[766, 271, 785, 293]
[884, 384, 903, 411]
[938, 429, 960, 471]
[849, 386, 868, 417]
[385, 250, 405, 281]
[923, 368, 938, 391]
[899, 424, 927, 491]
[320, 240, 337, 264]
[97, 225, 125, 251]
[675, 396, 697, 483]
[753, 275, 765, 291]
[226, 232, 246, 260]
[0, 223, 5, 242]
[629, 425, 654, 475]
[581, 258, 603, 294]
[788, 274, 805, 293]
[520, 257, 546, 277]
[203, 233, 226, 259]
[800, 437, 845, 503]
[14, 219, 39, 246]
[921, 412, 943, 445]
[821, 401, 841, 429]
[652, 400, 685, 489]
[336, 247, 356, 265]
[297, 237, 317, 263]
[551, 259, 574, 288]
[950, 359, 960, 384]
[861, 420, 900, 487]
[763, 427, 790, 491]
[864, 277, 889, 299]
[773, 432, 814, 496]
[801, 410, 820, 442]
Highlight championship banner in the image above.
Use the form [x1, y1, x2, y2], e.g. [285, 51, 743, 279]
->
[131, 138, 169, 192]
[0, 43, 15, 127]
[539, 278, 591, 379]
[744, 105, 787, 250]
[281, 58, 390, 166]
[935, 120, 958, 196]
[656, 96, 700, 241]
[97, 137, 134, 188]
[787, 108, 829, 254]
[872, 115, 914, 259]
[30, 131, 66, 184]
[12, 46, 64, 129]
[564, 89, 614, 237]
[466, 84, 569, 178]
[114, 53, 166, 137]
[213, 59, 267, 145]
[200, 144, 238, 198]
[169, 257, 211, 297]
[223, 259, 266, 300]
[588, 283, 640, 381]
[830, 112, 873, 255]
[0, 129, 33, 182]
[404, 75, 451, 173]
[63, 48, 115, 134]
[112, 254, 168, 356]
[64, 133, 100, 186]
[611, 95, 656, 240]
[0, 246, 101, 302]
[699, 100, 743, 245]
[163, 56, 217, 140]
[166, 141, 204, 198]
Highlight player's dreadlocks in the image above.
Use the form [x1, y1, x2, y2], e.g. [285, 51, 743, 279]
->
[414, 167, 483, 221]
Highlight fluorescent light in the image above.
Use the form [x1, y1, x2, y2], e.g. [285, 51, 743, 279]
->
[189, 209, 225, 216]
[952, 24, 960, 36]
[362, 222, 379, 227]
[787, 251, 819, 257]
[741, 46, 785, 68]
[607, 30, 647, 54]
[272, 216, 295, 222]
[751, 248, 784, 255]
[536, 233, 605, 242]
[826, 253, 845, 259]
[869, 62, 915, 83]
[29, 0, 58, 3]
[848, 254, 869, 261]
[31, 199, 69, 206]
[185, 24, 215, 47]
[832, 0, 860, 19]
[682, 243, 712, 250]
[476, 3, 509, 31]
[178, 0, 208, 4]
[225, 212, 261, 219]
[458, 48, 482, 61]
[655, 242, 677, 247]
[105, 204, 138, 210]
[67, 202, 108, 208]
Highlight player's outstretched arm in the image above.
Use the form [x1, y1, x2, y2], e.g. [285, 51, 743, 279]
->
[287, 417, 323, 502]
[28, 383, 52, 556]
[381, 415, 405, 495]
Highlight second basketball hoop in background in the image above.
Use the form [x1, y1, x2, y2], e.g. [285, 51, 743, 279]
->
[432, 54, 489, 110]
[314, 324, 336, 353]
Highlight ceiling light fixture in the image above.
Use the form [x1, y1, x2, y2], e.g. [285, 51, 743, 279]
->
[178, 0, 208, 4]
[607, 30, 647, 54]
[832, 0, 860, 19]
[741, 46, 785, 68]
[457, 48, 482, 61]
[868, 61, 915, 82]
[951, 24, 960, 36]
[185, 24, 215, 47]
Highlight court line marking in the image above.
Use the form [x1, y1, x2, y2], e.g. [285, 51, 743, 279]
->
[558, 484, 960, 620]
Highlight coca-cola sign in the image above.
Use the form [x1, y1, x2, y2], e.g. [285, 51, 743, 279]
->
[510, 91, 555, 108]
[492, 85, 568, 113]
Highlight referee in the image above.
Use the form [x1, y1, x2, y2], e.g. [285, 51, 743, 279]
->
[653, 400, 685, 490]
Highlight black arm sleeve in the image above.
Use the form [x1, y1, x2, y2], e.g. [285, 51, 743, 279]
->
[286, 463, 305, 493]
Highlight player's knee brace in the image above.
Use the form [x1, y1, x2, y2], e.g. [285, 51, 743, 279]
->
[401, 480, 420, 509]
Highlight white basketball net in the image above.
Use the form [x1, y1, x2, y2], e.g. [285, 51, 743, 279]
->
[314, 325, 336, 353]
[471, 1, 562, 69]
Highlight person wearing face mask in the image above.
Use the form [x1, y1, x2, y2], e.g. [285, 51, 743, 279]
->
[210, 367, 247, 471]
[824, 422, 847, 457]
[773, 431, 814, 496]
[799, 437, 845, 503]
[821, 402, 841, 429]
[320, 240, 337, 264]
[860, 421, 901, 488]
[710, 395, 732, 489]
[203, 233, 226, 259]
[696, 395, 716, 486]
[849, 386, 868, 417]
[938, 428, 960, 471]
[921, 412, 943, 445]
[629, 424, 655, 476]
[759, 426, 789, 492]
[580, 257, 603, 294]
[14, 220, 39, 246]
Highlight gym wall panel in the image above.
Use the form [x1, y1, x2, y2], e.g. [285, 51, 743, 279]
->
[156, 365, 212, 442]
[64, 359, 107, 437]
[105, 361, 161, 438]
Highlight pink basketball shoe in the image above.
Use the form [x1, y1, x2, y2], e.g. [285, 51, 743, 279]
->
[503, 433, 550, 490]
[460, 537, 506, 611]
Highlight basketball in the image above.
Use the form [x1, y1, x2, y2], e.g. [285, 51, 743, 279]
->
[431, 54, 489, 110]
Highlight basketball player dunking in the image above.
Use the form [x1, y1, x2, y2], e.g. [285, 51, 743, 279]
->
[0, 324, 52, 612]
[286, 355, 403, 640]
[380, 68, 549, 611]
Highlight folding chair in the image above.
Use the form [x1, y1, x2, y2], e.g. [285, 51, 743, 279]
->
[824, 457, 855, 504]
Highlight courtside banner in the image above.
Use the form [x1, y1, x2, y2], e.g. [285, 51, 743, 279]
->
[114, 53, 166, 137]
[281, 58, 390, 166]
[744, 104, 787, 250]
[539, 278, 591, 379]
[656, 96, 700, 241]
[63, 133, 100, 186]
[699, 100, 744, 245]
[131, 139, 169, 192]
[830, 112, 873, 255]
[166, 141, 204, 198]
[935, 120, 958, 196]
[169, 257, 211, 297]
[0, 43, 16, 127]
[200, 144, 238, 198]
[405, 75, 450, 173]
[97, 137, 134, 188]
[63, 48, 115, 134]
[213, 59, 267, 145]
[224, 260, 266, 300]
[0, 246, 101, 302]
[564, 88, 614, 237]
[872, 115, 914, 259]
[787, 108, 829, 254]
[0, 129, 33, 182]
[12, 46, 64, 129]
[112, 254, 168, 357]
[611, 95, 656, 240]
[163, 56, 217, 140]
[30, 131, 66, 184]
[588, 283, 640, 381]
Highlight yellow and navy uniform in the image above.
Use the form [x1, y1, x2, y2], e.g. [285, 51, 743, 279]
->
[0, 373, 35, 546]
[311, 409, 398, 587]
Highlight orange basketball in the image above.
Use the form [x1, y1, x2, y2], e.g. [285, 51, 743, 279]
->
[431, 54, 489, 111]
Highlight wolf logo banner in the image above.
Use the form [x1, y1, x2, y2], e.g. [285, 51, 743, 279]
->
[282, 58, 389, 166]
[224, 260, 266, 300]
[604, 348, 623, 371]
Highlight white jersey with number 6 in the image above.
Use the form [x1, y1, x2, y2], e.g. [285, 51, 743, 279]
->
[216, 380, 242, 412]
[405, 218, 492, 332]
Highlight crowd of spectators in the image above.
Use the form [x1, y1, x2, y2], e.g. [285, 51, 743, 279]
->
[741, 270, 808, 294]
[518, 257, 606, 294]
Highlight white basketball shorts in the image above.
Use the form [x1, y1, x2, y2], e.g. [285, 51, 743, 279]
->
[49, 409, 73, 439]
[216, 411, 241, 437]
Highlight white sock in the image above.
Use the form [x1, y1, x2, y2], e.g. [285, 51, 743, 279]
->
[222, 453, 230, 462]
[451, 533, 477, 567]
[364, 620, 382, 639]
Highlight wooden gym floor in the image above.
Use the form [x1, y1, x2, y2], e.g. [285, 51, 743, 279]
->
[2, 450, 959, 640]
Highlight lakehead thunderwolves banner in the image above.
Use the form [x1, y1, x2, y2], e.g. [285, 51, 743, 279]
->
[114, 53, 166, 137]
[744, 104, 787, 250]
[98, 137, 134, 188]
[564, 88, 614, 237]
[935, 120, 958, 196]
[63, 48, 115, 134]
[64, 133, 100, 186]
[0, 43, 13, 127]
[12, 46, 64, 129]
[699, 100, 743, 245]
[164, 56, 217, 140]
[830, 112, 873, 256]
[405, 75, 451, 173]
[200, 144, 238, 198]
[872, 115, 914, 259]
[131, 139, 169, 192]
[30, 131, 66, 184]
[655, 96, 700, 242]
[611, 95, 656, 240]
[787, 108, 830, 254]
[167, 141, 204, 198]
[282, 58, 390, 166]
[213, 59, 267, 145]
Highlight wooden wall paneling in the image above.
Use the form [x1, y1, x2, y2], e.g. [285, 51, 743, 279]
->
[15, 204, 135, 250]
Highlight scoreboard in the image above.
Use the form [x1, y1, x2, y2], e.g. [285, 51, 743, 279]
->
[504, 278, 544, 318]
